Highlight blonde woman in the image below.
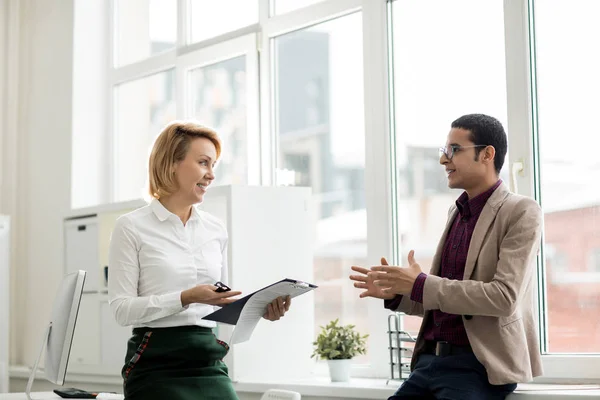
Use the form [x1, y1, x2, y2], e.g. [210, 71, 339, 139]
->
[108, 121, 291, 400]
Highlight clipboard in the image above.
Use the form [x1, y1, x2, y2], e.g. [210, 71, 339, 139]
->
[202, 278, 317, 344]
[203, 278, 317, 325]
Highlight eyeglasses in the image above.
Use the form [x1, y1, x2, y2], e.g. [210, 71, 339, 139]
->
[439, 144, 488, 160]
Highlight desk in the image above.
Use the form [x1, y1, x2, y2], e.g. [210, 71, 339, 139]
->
[0, 393, 123, 400]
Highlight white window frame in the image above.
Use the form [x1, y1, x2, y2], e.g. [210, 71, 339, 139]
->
[176, 34, 261, 185]
[108, 0, 261, 200]
[260, 0, 393, 379]
[384, 0, 600, 384]
[502, 0, 599, 383]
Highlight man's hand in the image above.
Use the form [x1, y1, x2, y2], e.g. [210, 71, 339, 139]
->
[368, 250, 423, 296]
[350, 257, 396, 299]
[263, 296, 291, 321]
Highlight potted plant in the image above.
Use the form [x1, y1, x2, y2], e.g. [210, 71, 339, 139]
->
[311, 319, 368, 382]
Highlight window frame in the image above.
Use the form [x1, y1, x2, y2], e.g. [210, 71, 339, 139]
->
[176, 34, 261, 185]
[108, 0, 261, 201]
[261, 0, 392, 379]
[385, 0, 600, 384]
[496, 0, 600, 383]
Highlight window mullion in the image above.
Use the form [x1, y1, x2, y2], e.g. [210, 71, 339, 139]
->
[363, 0, 393, 378]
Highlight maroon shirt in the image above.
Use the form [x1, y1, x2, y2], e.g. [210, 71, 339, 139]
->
[385, 180, 502, 346]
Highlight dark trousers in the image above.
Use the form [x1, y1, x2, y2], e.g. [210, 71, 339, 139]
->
[389, 353, 517, 400]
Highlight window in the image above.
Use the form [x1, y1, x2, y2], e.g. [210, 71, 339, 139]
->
[271, 0, 327, 15]
[273, 12, 368, 363]
[113, 0, 176, 67]
[113, 70, 176, 202]
[388, 0, 508, 335]
[590, 249, 600, 273]
[188, 0, 258, 43]
[187, 56, 249, 185]
[545, 244, 570, 280]
[534, 0, 600, 354]
[78, 0, 599, 383]
[108, 2, 260, 204]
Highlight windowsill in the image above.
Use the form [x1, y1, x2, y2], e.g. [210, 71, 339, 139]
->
[10, 366, 600, 399]
[233, 377, 600, 399]
[234, 377, 396, 399]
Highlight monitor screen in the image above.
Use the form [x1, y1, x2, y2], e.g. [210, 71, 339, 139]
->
[44, 270, 86, 385]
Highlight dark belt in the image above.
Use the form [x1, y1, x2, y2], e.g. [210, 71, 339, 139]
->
[423, 340, 473, 357]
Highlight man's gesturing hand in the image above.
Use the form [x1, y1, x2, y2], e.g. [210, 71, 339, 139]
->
[350, 257, 396, 300]
[368, 250, 423, 296]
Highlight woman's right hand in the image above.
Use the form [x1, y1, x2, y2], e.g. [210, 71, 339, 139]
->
[181, 285, 242, 307]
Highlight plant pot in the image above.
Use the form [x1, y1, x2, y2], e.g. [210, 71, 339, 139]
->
[327, 359, 352, 382]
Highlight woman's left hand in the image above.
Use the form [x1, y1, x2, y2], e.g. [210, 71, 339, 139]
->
[263, 296, 291, 321]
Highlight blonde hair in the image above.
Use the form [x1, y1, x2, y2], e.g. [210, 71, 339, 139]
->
[148, 121, 221, 199]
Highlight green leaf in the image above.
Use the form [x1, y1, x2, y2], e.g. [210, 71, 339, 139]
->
[311, 319, 369, 361]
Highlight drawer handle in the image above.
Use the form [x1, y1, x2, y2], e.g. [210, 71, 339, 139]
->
[77, 225, 86, 231]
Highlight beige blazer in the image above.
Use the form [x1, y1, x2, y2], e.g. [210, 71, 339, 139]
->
[393, 183, 543, 385]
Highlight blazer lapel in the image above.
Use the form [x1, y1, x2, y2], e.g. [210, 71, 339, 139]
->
[430, 206, 458, 276]
[463, 183, 511, 279]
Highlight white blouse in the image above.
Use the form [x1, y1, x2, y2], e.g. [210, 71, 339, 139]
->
[108, 199, 228, 328]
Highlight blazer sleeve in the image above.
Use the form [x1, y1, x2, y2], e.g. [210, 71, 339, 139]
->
[384, 204, 457, 317]
[385, 295, 425, 317]
[422, 197, 542, 317]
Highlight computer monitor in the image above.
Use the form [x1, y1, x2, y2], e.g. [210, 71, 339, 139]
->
[26, 270, 86, 400]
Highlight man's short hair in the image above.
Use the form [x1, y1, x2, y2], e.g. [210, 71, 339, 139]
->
[451, 114, 508, 174]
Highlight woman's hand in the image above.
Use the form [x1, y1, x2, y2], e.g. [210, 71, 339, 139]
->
[181, 285, 241, 306]
[263, 296, 291, 321]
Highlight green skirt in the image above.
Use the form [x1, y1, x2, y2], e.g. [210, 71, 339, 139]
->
[121, 325, 238, 400]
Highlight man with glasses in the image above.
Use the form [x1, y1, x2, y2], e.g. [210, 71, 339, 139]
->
[350, 114, 543, 399]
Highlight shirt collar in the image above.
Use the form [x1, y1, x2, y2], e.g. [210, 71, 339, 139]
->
[456, 179, 502, 218]
[150, 199, 171, 222]
[150, 198, 201, 223]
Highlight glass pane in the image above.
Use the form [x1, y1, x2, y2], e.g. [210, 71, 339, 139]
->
[390, 0, 508, 334]
[271, 0, 325, 15]
[534, 0, 600, 353]
[273, 13, 367, 362]
[189, 0, 258, 43]
[189, 56, 248, 185]
[114, 70, 176, 202]
[114, 0, 176, 67]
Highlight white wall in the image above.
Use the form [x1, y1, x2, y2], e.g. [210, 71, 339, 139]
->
[0, 0, 74, 368]
[71, 0, 109, 208]
[0, 0, 21, 368]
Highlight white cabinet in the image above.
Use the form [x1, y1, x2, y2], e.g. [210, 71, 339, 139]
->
[199, 185, 315, 382]
[100, 300, 131, 368]
[64, 217, 100, 292]
[69, 294, 100, 366]
[63, 187, 315, 381]
[64, 202, 142, 375]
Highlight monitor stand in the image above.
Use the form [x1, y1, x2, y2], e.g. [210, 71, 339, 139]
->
[26, 322, 52, 400]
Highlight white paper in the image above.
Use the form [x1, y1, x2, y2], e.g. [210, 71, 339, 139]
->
[229, 281, 315, 344]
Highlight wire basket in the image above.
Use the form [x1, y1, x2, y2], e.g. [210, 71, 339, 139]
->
[387, 312, 417, 383]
